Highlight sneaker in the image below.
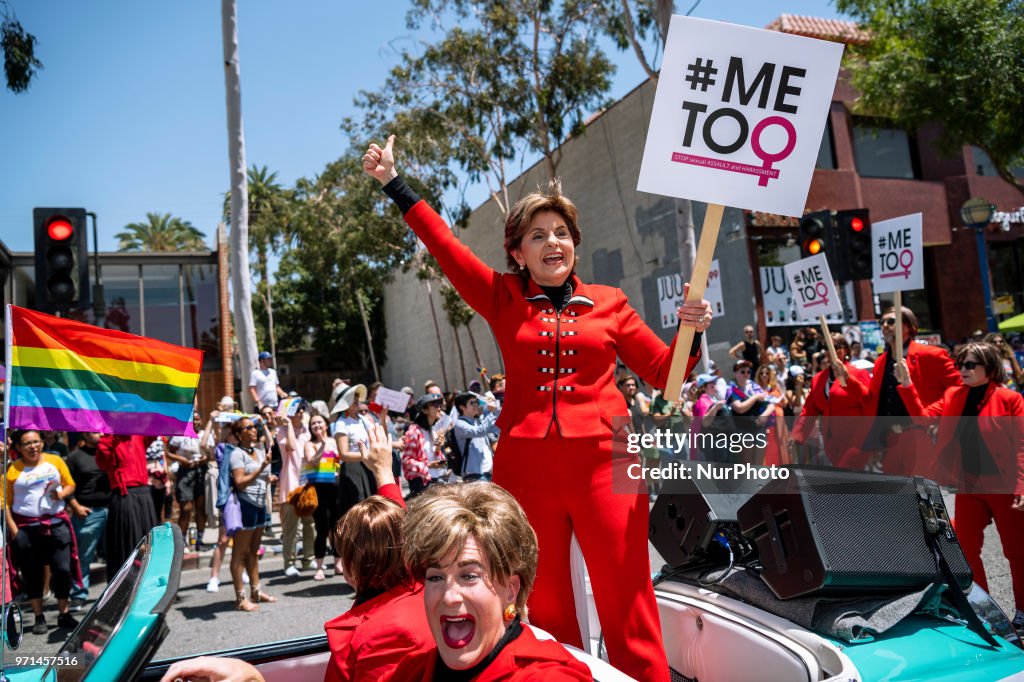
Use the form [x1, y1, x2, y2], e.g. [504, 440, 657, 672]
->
[206, 577, 220, 593]
[68, 598, 88, 613]
[57, 612, 79, 630]
[32, 615, 47, 635]
[242, 572, 250, 585]
[284, 566, 301, 578]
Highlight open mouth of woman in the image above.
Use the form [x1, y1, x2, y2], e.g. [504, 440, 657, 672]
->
[441, 615, 476, 648]
[542, 253, 564, 265]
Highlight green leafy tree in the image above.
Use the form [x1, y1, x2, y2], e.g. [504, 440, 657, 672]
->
[115, 213, 207, 252]
[837, 0, 1024, 191]
[2, 3, 42, 93]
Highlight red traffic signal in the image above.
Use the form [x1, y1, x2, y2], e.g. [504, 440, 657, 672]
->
[33, 208, 91, 313]
[835, 209, 872, 281]
[47, 217, 74, 241]
[850, 216, 865, 232]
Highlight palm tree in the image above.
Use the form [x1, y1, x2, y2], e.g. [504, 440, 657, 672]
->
[115, 212, 206, 251]
[224, 165, 292, 362]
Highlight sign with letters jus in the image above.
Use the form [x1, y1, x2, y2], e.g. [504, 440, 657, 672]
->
[783, 253, 843, 319]
[658, 259, 724, 329]
[872, 213, 924, 294]
[638, 16, 843, 216]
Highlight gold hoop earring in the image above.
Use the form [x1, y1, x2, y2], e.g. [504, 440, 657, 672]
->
[503, 604, 517, 622]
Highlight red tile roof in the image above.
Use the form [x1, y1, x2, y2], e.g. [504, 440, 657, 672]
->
[765, 14, 869, 44]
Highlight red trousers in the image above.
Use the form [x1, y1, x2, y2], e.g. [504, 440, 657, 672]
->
[494, 433, 669, 682]
[954, 493, 1024, 612]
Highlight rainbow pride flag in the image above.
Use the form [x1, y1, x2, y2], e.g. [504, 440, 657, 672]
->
[4, 305, 202, 436]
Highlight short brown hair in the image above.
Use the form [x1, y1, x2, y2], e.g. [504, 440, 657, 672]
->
[488, 373, 505, 391]
[883, 305, 919, 335]
[403, 483, 538, 617]
[954, 342, 1005, 384]
[332, 496, 407, 597]
[831, 332, 850, 356]
[503, 181, 581, 276]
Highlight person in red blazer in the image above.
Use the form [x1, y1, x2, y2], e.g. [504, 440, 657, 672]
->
[895, 341, 1024, 628]
[391, 483, 593, 682]
[865, 306, 960, 476]
[791, 333, 872, 469]
[161, 425, 434, 682]
[364, 137, 710, 681]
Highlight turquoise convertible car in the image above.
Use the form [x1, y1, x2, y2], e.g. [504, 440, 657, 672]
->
[2, 519, 1023, 681]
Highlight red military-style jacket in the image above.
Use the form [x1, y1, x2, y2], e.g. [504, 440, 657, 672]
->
[867, 340, 960, 416]
[898, 381, 1024, 495]
[388, 623, 594, 681]
[323, 580, 432, 682]
[405, 201, 699, 439]
[792, 362, 872, 466]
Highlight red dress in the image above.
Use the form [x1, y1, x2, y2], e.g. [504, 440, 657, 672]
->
[404, 200, 699, 682]
[792, 362, 872, 469]
[388, 624, 593, 681]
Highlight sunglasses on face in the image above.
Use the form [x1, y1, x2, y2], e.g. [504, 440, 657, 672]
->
[241, 424, 257, 431]
[881, 318, 897, 327]
[956, 361, 981, 370]
[736, 369, 751, 375]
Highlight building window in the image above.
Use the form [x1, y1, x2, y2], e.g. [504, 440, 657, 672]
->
[852, 121, 918, 179]
[183, 263, 221, 365]
[142, 264, 182, 345]
[99, 264, 143, 335]
[816, 119, 836, 170]
[971, 147, 1024, 179]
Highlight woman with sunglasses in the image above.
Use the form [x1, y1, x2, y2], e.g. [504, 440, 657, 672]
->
[227, 417, 277, 611]
[896, 341, 1024, 631]
[726, 360, 770, 465]
[364, 136, 709, 680]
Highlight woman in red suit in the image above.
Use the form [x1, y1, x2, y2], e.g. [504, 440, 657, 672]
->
[363, 136, 711, 681]
[895, 341, 1024, 629]
[391, 482, 593, 681]
[791, 333, 872, 469]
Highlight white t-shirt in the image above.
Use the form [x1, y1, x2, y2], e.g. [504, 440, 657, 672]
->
[249, 368, 280, 406]
[8, 455, 74, 519]
[169, 435, 203, 462]
[336, 415, 371, 453]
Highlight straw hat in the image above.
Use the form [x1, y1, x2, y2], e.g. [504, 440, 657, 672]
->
[330, 382, 367, 415]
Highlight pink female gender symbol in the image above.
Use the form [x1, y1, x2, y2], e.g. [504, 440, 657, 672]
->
[898, 249, 914, 277]
[751, 116, 797, 187]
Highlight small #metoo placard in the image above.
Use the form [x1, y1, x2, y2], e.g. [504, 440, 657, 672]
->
[783, 253, 842, 319]
[872, 213, 924, 294]
[638, 16, 843, 216]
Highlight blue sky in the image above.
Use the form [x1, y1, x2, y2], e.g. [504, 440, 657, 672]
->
[0, 1, 842, 254]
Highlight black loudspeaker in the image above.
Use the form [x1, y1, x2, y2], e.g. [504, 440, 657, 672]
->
[650, 463, 768, 568]
[737, 468, 972, 600]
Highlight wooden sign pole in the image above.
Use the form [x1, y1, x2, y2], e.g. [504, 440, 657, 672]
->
[819, 315, 846, 387]
[665, 203, 724, 401]
[893, 290, 904, 365]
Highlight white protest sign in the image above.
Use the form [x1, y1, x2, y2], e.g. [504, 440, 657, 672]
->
[783, 253, 843, 319]
[872, 213, 924, 294]
[760, 267, 849, 326]
[638, 16, 844, 216]
[374, 387, 411, 413]
[658, 259, 725, 329]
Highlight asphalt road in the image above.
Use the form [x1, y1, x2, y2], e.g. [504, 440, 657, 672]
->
[4, 489, 1017, 668]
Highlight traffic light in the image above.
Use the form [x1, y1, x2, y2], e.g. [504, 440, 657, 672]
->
[834, 208, 872, 281]
[798, 210, 837, 261]
[33, 208, 90, 313]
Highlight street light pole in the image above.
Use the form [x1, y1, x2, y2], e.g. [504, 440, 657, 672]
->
[960, 198, 998, 333]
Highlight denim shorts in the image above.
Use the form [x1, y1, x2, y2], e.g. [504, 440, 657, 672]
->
[239, 497, 268, 530]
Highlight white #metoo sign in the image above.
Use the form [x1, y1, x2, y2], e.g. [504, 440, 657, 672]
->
[638, 16, 843, 216]
[783, 253, 843, 319]
[872, 213, 924, 294]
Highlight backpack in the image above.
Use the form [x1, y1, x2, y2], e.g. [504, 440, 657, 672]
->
[443, 425, 472, 477]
